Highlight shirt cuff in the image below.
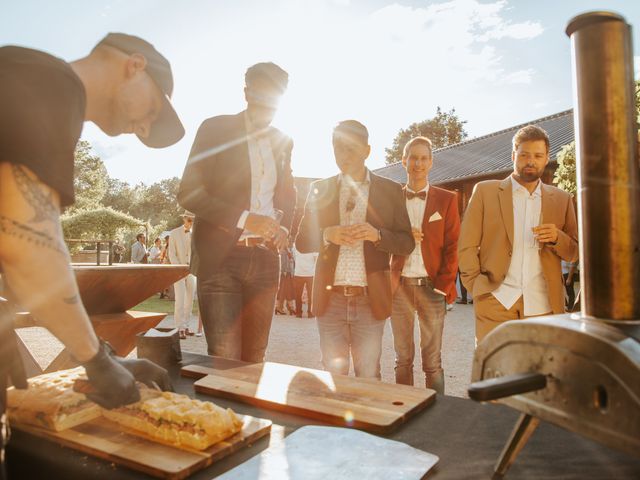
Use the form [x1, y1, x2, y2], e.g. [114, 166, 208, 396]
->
[237, 210, 250, 230]
[434, 288, 447, 296]
[322, 229, 330, 246]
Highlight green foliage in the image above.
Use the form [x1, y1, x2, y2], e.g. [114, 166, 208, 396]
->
[385, 107, 468, 164]
[553, 142, 577, 196]
[102, 177, 183, 230]
[71, 141, 108, 212]
[61, 207, 144, 252]
[554, 80, 640, 195]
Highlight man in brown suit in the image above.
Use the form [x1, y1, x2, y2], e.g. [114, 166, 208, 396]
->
[296, 120, 414, 379]
[458, 125, 578, 343]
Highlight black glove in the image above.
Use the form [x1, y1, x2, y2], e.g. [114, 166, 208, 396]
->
[82, 342, 140, 409]
[116, 357, 173, 392]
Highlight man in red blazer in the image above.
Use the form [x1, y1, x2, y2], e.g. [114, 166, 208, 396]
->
[390, 136, 460, 393]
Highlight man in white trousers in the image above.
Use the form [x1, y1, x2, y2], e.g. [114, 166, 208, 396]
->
[169, 211, 196, 339]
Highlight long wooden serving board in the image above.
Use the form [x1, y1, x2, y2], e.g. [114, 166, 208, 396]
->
[12, 414, 271, 480]
[184, 362, 435, 434]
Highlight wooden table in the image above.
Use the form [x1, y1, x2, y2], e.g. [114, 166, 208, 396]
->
[14, 264, 189, 375]
[7, 353, 640, 479]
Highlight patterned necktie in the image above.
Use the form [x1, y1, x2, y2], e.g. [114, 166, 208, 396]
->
[406, 190, 427, 200]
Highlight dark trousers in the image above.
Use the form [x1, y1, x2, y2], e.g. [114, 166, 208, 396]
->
[277, 274, 295, 303]
[458, 270, 468, 302]
[197, 246, 280, 362]
[563, 273, 576, 310]
[293, 276, 313, 316]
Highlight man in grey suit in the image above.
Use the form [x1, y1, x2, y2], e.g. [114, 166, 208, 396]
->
[131, 233, 148, 263]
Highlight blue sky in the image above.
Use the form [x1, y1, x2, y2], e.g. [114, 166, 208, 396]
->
[2, 0, 639, 184]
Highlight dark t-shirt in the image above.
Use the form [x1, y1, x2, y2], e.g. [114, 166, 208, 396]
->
[0, 46, 86, 207]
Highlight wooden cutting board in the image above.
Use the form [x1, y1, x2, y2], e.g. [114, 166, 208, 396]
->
[12, 414, 271, 480]
[185, 362, 435, 433]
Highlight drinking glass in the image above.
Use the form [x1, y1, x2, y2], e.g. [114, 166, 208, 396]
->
[259, 208, 284, 250]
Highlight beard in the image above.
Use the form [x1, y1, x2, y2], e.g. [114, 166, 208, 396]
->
[516, 165, 543, 183]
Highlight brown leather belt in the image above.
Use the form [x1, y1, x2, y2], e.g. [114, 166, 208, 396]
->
[400, 276, 431, 286]
[236, 237, 264, 247]
[331, 285, 368, 296]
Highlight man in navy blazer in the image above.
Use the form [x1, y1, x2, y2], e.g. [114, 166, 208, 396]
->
[178, 62, 296, 362]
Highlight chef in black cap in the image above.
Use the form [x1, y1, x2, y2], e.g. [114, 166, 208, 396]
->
[0, 33, 184, 478]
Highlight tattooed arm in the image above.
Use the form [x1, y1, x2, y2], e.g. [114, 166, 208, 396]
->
[0, 162, 99, 362]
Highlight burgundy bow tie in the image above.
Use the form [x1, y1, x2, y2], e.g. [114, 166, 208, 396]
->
[406, 190, 426, 200]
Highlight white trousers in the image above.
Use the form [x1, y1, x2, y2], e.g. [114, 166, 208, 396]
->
[174, 274, 196, 329]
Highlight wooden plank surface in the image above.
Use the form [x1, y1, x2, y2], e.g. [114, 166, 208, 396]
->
[11, 414, 271, 480]
[186, 362, 436, 433]
[73, 264, 189, 315]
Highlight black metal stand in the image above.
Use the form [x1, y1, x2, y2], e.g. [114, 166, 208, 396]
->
[492, 413, 540, 479]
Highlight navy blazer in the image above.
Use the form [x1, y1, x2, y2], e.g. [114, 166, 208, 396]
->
[178, 111, 296, 277]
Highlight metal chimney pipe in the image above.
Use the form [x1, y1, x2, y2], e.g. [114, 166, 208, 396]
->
[566, 12, 640, 322]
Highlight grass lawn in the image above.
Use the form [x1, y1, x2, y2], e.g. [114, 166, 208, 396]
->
[132, 295, 199, 315]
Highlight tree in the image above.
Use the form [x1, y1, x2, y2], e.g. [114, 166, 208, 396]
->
[71, 140, 108, 211]
[102, 178, 138, 215]
[385, 107, 468, 164]
[61, 207, 145, 253]
[133, 177, 183, 228]
[554, 80, 640, 194]
[553, 142, 577, 196]
[102, 177, 183, 230]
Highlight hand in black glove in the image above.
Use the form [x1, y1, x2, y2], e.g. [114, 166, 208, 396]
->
[82, 342, 140, 409]
[116, 357, 173, 392]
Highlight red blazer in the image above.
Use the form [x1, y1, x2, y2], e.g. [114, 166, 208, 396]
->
[391, 185, 461, 303]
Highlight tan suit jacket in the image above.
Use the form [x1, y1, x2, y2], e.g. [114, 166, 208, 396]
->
[458, 176, 578, 314]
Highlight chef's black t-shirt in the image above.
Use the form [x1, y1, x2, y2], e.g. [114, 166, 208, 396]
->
[0, 46, 86, 207]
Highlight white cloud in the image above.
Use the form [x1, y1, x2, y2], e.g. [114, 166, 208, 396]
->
[80, 0, 548, 181]
[500, 68, 535, 85]
[635, 56, 640, 79]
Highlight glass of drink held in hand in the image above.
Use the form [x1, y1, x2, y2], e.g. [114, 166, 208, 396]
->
[260, 208, 284, 250]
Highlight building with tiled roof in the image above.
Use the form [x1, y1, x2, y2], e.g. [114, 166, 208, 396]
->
[373, 109, 574, 212]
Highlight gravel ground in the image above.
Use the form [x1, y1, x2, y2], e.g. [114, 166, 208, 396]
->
[17, 302, 476, 398]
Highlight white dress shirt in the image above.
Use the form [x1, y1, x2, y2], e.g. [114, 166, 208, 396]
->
[333, 172, 370, 287]
[237, 112, 278, 239]
[402, 184, 429, 278]
[130, 241, 147, 263]
[168, 226, 192, 265]
[492, 176, 551, 316]
[294, 247, 318, 277]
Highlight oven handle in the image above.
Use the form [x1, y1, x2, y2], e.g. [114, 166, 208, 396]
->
[468, 373, 547, 402]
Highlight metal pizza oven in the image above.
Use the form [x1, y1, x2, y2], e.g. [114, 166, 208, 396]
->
[467, 11, 640, 478]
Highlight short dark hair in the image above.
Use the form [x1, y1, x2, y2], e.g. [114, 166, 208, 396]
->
[512, 125, 549, 152]
[333, 120, 369, 145]
[136, 233, 145, 241]
[402, 136, 433, 159]
[245, 62, 288, 92]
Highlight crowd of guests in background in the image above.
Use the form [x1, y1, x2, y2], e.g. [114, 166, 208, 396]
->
[115, 62, 580, 395]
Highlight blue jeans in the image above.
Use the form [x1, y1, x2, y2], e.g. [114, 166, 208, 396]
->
[198, 246, 280, 362]
[390, 281, 446, 388]
[316, 292, 385, 379]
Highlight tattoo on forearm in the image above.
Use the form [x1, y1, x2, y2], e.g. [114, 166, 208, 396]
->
[63, 295, 80, 305]
[0, 215, 67, 255]
[11, 164, 58, 223]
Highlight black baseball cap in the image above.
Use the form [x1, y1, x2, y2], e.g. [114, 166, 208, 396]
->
[97, 32, 185, 148]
